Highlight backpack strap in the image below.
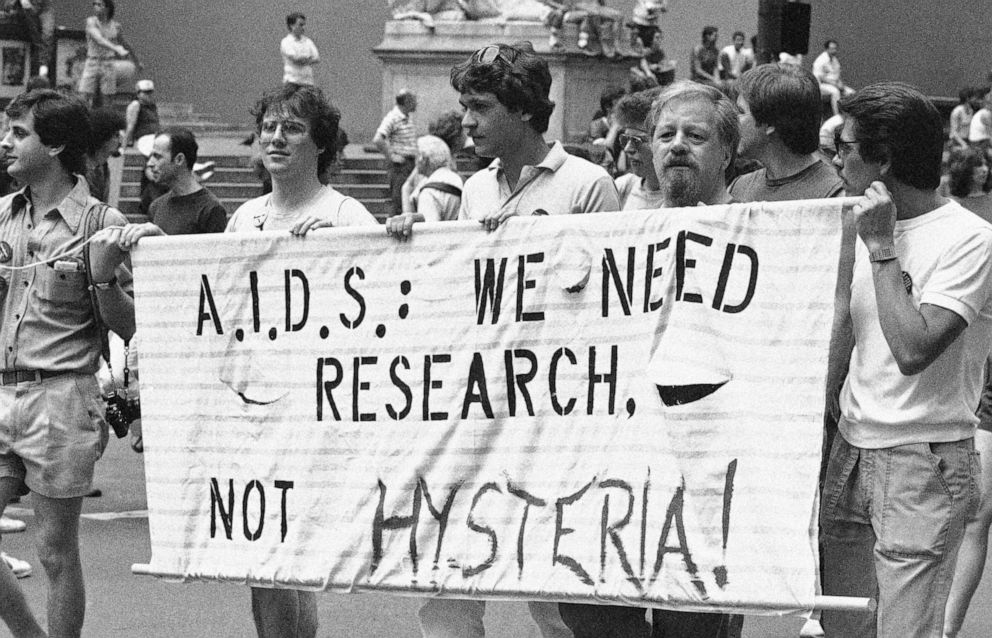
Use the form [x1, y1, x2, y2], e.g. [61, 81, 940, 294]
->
[81, 201, 112, 362]
[419, 182, 462, 198]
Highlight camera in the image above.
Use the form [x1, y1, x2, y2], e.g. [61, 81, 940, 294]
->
[104, 391, 140, 438]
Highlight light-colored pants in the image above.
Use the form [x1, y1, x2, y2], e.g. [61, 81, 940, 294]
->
[819, 431, 979, 638]
[78, 57, 116, 96]
[418, 599, 573, 638]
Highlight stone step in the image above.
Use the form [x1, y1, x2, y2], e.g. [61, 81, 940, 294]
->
[119, 183, 264, 199]
[122, 165, 260, 184]
[123, 152, 253, 169]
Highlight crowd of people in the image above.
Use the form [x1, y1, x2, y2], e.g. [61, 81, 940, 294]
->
[0, 7, 988, 638]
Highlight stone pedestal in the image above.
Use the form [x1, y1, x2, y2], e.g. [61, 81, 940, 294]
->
[373, 20, 638, 143]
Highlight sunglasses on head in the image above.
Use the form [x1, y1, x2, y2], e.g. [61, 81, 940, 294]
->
[473, 44, 518, 66]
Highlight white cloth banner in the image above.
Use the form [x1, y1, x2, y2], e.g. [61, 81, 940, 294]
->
[133, 201, 843, 615]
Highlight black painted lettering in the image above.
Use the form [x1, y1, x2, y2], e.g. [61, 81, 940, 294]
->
[284, 269, 310, 332]
[353, 356, 377, 422]
[599, 479, 639, 589]
[196, 275, 223, 336]
[242, 480, 265, 541]
[420, 478, 462, 571]
[370, 479, 423, 576]
[387, 356, 412, 420]
[644, 240, 669, 313]
[516, 253, 545, 322]
[651, 477, 703, 596]
[549, 348, 577, 416]
[210, 478, 234, 540]
[249, 271, 261, 332]
[507, 480, 547, 579]
[316, 357, 343, 421]
[275, 480, 294, 543]
[474, 258, 508, 325]
[587, 345, 618, 416]
[422, 354, 451, 421]
[553, 480, 595, 586]
[463, 482, 501, 577]
[461, 352, 494, 419]
[340, 266, 366, 329]
[675, 231, 713, 304]
[602, 247, 636, 317]
[504, 349, 537, 417]
[720, 245, 758, 314]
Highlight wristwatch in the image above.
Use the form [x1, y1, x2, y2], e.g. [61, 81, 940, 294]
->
[92, 276, 118, 290]
[868, 246, 897, 263]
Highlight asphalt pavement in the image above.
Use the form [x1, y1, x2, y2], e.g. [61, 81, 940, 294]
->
[0, 438, 989, 637]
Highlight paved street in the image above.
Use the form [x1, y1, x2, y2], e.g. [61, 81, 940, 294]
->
[1, 438, 990, 637]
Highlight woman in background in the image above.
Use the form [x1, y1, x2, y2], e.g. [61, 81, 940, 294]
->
[78, 0, 127, 106]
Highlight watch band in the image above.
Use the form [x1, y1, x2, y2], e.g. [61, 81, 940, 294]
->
[92, 276, 118, 290]
[868, 246, 897, 263]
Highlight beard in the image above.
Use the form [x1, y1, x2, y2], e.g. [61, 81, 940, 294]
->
[661, 166, 701, 207]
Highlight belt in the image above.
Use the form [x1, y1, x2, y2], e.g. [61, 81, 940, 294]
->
[0, 370, 68, 386]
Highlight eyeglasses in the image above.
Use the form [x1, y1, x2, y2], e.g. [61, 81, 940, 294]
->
[834, 131, 859, 160]
[619, 133, 651, 151]
[260, 119, 308, 139]
[472, 45, 518, 66]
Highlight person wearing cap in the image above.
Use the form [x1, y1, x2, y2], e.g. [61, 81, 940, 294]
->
[124, 79, 159, 149]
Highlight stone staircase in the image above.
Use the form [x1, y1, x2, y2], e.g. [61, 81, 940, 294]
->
[119, 149, 398, 223]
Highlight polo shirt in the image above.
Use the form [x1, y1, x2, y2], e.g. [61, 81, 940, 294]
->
[458, 141, 620, 220]
[0, 178, 132, 374]
[375, 106, 417, 161]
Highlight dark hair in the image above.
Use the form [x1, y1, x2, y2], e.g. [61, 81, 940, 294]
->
[25, 75, 50, 91]
[948, 147, 991, 197]
[286, 12, 305, 28]
[628, 73, 659, 94]
[160, 126, 198, 169]
[959, 86, 973, 104]
[598, 85, 626, 115]
[428, 110, 464, 153]
[613, 90, 656, 130]
[824, 39, 838, 49]
[6, 89, 89, 175]
[450, 43, 555, 133]
[251, 84, 341, 174]
[87, 108, 125, 154]
[702, 26, 718, 41]
[396, 89, 415, 108]
[840, 82, 943, 190]
[732, 31, 745, 40]
[739, 63, 820, 155]
[102, 0, 115, 20]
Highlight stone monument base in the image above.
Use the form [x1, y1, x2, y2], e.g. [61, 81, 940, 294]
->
[374, 20, 641, 143]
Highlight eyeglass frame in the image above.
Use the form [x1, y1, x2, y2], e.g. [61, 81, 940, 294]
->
[259, 118, 309, 139]
[619, 132, 651, 151]
[834, 130, 859, 160]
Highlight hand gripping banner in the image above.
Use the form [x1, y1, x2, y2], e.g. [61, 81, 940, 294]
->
[131, 201, 867, 615]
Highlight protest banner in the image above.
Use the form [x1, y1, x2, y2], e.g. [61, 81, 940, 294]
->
[131, 201, 863, 615]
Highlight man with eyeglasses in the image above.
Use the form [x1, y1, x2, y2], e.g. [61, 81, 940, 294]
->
[821, 82, 992, 638]
[612, 89, 665, 211]
[412, 41, 620, 638]
[114, 83, 376, 638]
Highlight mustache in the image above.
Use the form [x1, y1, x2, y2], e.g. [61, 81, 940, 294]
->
[663, 157, 698, 169]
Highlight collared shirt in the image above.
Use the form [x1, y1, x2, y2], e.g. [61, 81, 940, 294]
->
[280, 34, 320, 85]
[375, 106, 417, 161]
[0, 178, 132, 374]
[812, 52, 842, 85]
[458, 141, 620, 220]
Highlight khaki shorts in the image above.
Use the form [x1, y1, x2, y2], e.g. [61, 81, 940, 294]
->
[0, 373, 108, 499]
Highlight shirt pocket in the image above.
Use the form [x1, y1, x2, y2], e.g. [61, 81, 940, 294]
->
[39, 262, 88, 305]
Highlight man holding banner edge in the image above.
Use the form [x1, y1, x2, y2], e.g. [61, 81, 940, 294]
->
[822, 82, 992, 637]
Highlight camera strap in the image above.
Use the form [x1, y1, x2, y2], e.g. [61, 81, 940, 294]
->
[81, 201, 130, 397]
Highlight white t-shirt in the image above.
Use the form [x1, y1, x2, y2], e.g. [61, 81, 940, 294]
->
[620, 177, 665, 211]
[840, 201, 992, 448]
[969, 108, 992, 143]
[281, 34, 320, 85]
[226, 187, 376, 232]
[413, 166, 463, 222]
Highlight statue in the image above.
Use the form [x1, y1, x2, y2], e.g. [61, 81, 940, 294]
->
[628, 0, 667, 54]
[388, 0, 466, 28]
[541, 0, 622, 58]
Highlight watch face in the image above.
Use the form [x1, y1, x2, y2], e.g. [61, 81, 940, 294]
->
[902, 271, 913, 294]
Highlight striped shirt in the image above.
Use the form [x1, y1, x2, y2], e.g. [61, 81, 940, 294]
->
[375, 106, 417, 161]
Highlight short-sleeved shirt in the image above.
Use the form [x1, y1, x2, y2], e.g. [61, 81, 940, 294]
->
[812, 51, 842, 85]
[950, 104, 974, 142]
[413, 167, 462, 222]
[969, 108, 992, 143]
[621, 178, 665, 211]
[840, 201, 992, 447]
[719, 45, 754, 79]
[280, 34, 320, 85]
[375, 106, 417, 161]
[728, 161, 843, 202]
[226, 186, 377, 232]
[85, 16, 121, 60]
[150, 187, 228, 236]
[458, 141, 620, 220]
[0, 178, 132, 374]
